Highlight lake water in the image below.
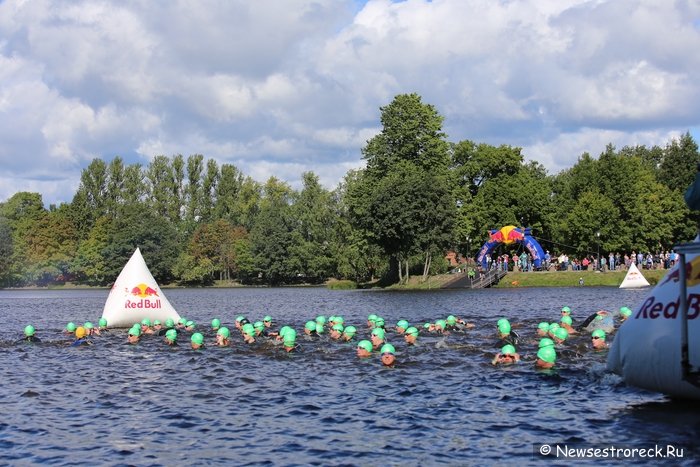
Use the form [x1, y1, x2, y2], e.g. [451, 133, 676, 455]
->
[1, 286, 697, 465]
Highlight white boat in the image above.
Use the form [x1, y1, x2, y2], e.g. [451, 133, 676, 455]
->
[100, 248, 181, 328]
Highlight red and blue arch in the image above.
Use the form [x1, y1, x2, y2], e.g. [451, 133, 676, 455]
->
[476, 226, 545, 270]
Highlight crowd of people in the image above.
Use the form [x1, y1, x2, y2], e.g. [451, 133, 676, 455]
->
[15, 303, 633, 369]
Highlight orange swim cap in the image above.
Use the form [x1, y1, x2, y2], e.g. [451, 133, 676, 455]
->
[75, 326, 87, 339]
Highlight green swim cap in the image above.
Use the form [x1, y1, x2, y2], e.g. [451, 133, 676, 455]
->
[497, 318, 509, 327]
[405, 326, 419, 337]
[561, 315, 573, 326]
[191, 332, 204, 345]
[380, 343, 396, 354]
[561, 306, 571, 313]
[242, 323, 255, 336]
[24, 325, 35, 337]
[548, 323, 560, 332]
[367, 314, 378, 322]
[217, 327, 230, 338]
[332, 324, 344, 333]
[371, 328, 385, 340]
[435, 319, 447, 330]
[375, 317, 385, 328]
[537, 346, 557, 364]
[264, 315, 272, 323]
[396, 320, 409, 329]
[99, 318, 108, 327]
[595, 314, 603, 321]
[236, 315, 245, 323]
[165, 329, 177, 342]
[185, 320, 195, 328]
[423, 322, 432, 329]
[554, 327, 569, 341]
[305, 321, 316, 331]
[328, 315, 337, 324]
[129, 326, 141, 337]
[343, 325, 357, 336]
[165, 318, 175, 328]
[66, 322, 76, 332]
[211, 318, 221, 329]
[315, 323, 325, 334]
[592, 329, 606, 340]
[620, 307, 632, 317]
[84, 322, 94, 329]
[336, 316, 344, 325]
[279, 326, 292, 338]
[497, 321, 511, 334]
[538, 322, 549, 332]
[254, 321, 264, 330]
[315, 315, 326, 325]
[501, 344, 516, 356]
[539, 338, 555, 349]
[357, 340, 373, 352]
[283, 329, 297, 347]
[446, 315, 457, 326]
[178, 318, 187, 325]
[141, 318, 151, 326]
[153, 319, 161, 326]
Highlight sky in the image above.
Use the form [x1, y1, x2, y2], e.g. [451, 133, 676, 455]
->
[1, 0, 699, 206]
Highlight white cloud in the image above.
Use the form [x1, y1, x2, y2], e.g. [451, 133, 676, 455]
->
[0, 0, 699, 206]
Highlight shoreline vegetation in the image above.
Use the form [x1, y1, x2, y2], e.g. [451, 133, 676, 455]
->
[3, 269, 671, 291]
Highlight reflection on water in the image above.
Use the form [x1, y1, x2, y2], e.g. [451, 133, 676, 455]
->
[1, 287, 698, 465]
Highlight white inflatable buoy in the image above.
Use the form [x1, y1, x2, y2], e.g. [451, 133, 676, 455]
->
[101, 248, 181, 328]
[619, 262, 650, 288]
[608, 244, 700, 399]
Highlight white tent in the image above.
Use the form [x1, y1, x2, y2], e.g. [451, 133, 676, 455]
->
[619, 262, 650, 288]
[101, 248, 181, 328]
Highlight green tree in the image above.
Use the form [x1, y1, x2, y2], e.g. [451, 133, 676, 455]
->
[71, 216, 112, 285]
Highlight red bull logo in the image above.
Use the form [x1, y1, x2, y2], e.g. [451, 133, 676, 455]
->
[659, 257, 700, 287]
[489, 225, 524, 245]
[125, 283, 161, 309]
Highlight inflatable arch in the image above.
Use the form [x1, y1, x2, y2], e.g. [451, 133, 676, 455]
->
[476, 225, 546, 270]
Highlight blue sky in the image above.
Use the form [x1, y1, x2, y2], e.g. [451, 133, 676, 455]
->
[1, 0, 699, 205]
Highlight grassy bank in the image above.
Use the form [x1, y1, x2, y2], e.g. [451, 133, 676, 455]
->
[494, 269, 669, 288]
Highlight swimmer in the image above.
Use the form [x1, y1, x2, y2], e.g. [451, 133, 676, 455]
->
[367, 314, 378, 329]
[64, 322, 77, 334]
[404, 327, 419, 345]
[71, 326, 92, 346]
[591, 329, 608, 350]
[537, 322, 549, 337]
[164, 329, 178, 346]
[158, 318, 177, 336]
[278, 326, 293, 342]
[242, 323, 256, 344]
[98, 318, 108, 332]
[315, 323, 325, 335]
[185, 321, 196, 332]
[152, 320, 161, 332]
[497, 318, 510, 339]
[234, 316, 246, 330]
[315, 316, 326, 328]
[424, 322, 435, 333]
[211, 318, 221, 332]
[396, 320, 409, 334]
[560, 316, 577, 335]
[619, 307, 632, 322]
[177, 318, 187, 329]
[380, 343, 396, 366]
[538, 338, 555, 350]
[22, 325, 41, 343]
[547, 323, 560, 339]
[191, 332, 205, 350]
[330, 324, 344, 340]
[342, 326, 357, 341]
[216, 327, 230, 347]
[356, 340, 373, 358]
[577, 310, 612, 332]
[434, 319, 447, 334]
[140, 319, 154, 335]
[561, 306, 571, 317]
[536, 345, 556, 369]
[552, 327, 569, 345]
[374, 317, 386, 329]
[370, 328, 386, 350]
[84, 322, 96, 336]
[263, 316, 273, 328]
[127, 325, 141, 344]
[283, 329, 297, 352]
[335, 316, 344, 327]
[491, 344, 520, 365]
[304, 321, 316, 335]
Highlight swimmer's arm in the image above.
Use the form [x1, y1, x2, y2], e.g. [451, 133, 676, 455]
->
[491, 353, 501, 365]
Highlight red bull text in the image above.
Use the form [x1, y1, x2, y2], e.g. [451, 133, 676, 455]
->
[635, 294, 700, 320]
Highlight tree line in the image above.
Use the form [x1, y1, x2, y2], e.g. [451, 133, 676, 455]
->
[1, 93, 698, 287]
